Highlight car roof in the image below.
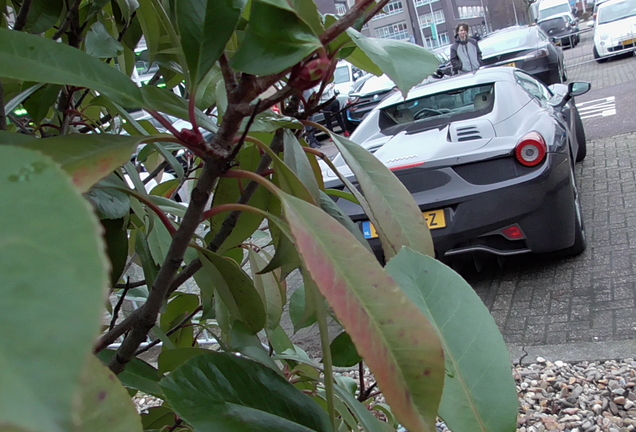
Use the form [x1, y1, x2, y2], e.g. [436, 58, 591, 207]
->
[376, 67, 516, 109]
[597, 0, 628, 10]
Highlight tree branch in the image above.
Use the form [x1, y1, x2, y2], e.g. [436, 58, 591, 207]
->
[53, 0, 82, 40]
[319, 0, 390, 46]
[12, 0, 32, 31]
[108, 104, 248, 374]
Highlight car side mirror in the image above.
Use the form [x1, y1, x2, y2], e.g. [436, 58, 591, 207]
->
[569, 81, 591, 97]
[550, 37, 557, 44]
[334, 89, 340, 95]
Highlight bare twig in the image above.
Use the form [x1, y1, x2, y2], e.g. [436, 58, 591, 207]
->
[114, 280, 147, 289]
[110, 278, 133, 330]
[358, 362, 366, 401]
[134, 306, 202, 355]
[8, 114, 32, 135]
[142, 161, 170, 185]
[12, 0, 32, 31]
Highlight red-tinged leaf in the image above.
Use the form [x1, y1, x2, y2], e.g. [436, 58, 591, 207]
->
[330, 133, 434, 261]
[280, 192, 444, 432]
[0, 132, 144, 193]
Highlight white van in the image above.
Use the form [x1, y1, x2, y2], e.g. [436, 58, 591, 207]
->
[537, 0, 576, 21]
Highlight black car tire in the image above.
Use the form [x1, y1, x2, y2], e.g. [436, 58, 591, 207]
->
[574, 108, 587, 162]
[593, 46, 607, 63]
[558, 166, 587, 257]
[562, 61, 568, 82]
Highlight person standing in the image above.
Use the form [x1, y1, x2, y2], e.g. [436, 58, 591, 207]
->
[450, 23, 483, 74]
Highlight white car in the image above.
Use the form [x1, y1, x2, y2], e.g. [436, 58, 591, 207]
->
[593, 0, 636, 62]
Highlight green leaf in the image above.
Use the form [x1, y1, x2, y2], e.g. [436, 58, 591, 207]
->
[331, 383, 387, 432]
[115, 0, 140, 21]
[386, 248, 518, 432]
[141, 406, 177, 430]
[73, 356, 143, 432]
[87, 174, 131, 219]
[160, 293, 199, 349]
[248, 249, 283, 330]
[135, 230, 159, 288]
[280, 192, 444, 432]
[345, 29, 440, 97]
[329, 332, 361, 368]
[147, 213, 173, 266]
[283, 129, 320, 203]
[176, 0, 246, 85]
[136, 0, 161, 64]
[95, 350, 163, 398]
[158, 347, 210, 375]
[0, 146, 108, 432]
[231, 0, 322, 75]
[197, 248, 266, 334]
[101, 218, 129, 286]
[160, 352, 333, 432]
[228, 320, 281, 372]
[206, 145, 271, 253]
[25, 0, 63, 34]
[330, 133, 434, 261]
[0, 28, 143, 108]
[288, 0, 324, 36]
[289, 284, 317, 333]
[22, 84, 61, 125]
[319, 190, 372, 253]
[0, 131, 143, 193]
[140, 85, 218, 132]
[86, 22, 124, 58]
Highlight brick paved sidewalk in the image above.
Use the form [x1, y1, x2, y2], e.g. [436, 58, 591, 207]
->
[466, 133, 636, 358]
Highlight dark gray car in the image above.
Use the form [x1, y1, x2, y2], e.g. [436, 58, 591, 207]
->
[479, 26, 567, 85]
[323, 68, 590, 265]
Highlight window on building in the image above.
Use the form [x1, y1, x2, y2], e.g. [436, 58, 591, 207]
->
[375, 21, 410, 40]
[414, 0, 439, 5]
[335, 2, 347, 16]
[372, 0, 404, 20]
[425, 32, 450, 48]
[419, 9, 445, 27]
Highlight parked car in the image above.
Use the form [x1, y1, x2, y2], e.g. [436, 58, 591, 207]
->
[432, 45, 453, 76]
[537, 0, 578, 22]
[592, 0, 636, 62]
[479, 25, 567, 85]
[538, 14, 581, 47]
[344, 74, 397, 130]
[323, 67, 590, 266]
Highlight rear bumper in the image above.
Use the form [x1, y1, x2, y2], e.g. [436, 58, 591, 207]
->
[336, 153, 577, 259]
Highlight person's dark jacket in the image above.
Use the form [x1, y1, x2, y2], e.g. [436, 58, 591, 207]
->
[450, 36, 483, 74]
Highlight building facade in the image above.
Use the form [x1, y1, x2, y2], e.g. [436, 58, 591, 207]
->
[325, 0, 491, 50]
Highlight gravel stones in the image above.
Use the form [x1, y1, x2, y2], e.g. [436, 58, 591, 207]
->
[515, 357, 636, 432]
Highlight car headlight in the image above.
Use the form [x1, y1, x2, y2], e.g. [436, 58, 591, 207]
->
[523, 48, 549, 60]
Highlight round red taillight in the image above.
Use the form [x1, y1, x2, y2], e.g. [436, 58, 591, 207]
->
[515, 132, 547, 167]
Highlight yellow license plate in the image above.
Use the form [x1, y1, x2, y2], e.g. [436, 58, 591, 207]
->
[504, 62, 516, 67]
[362, 209, 446, 239]
[622, 38, 635, 46]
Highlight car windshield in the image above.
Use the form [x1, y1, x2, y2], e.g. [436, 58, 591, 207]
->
[539, 17, 566, 31]
[598, 0, 636, 24]
[479, 29, 532, 57]
[379, 84, 495, 128]
[539, 3, 571, 19]
[334, 65, 350, 84]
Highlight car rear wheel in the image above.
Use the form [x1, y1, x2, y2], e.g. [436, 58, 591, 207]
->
[593, 46, 607, 63]
[574, 108, 587, 162]
[558, 166, 587, 257]
[562, 61, 568, 82]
